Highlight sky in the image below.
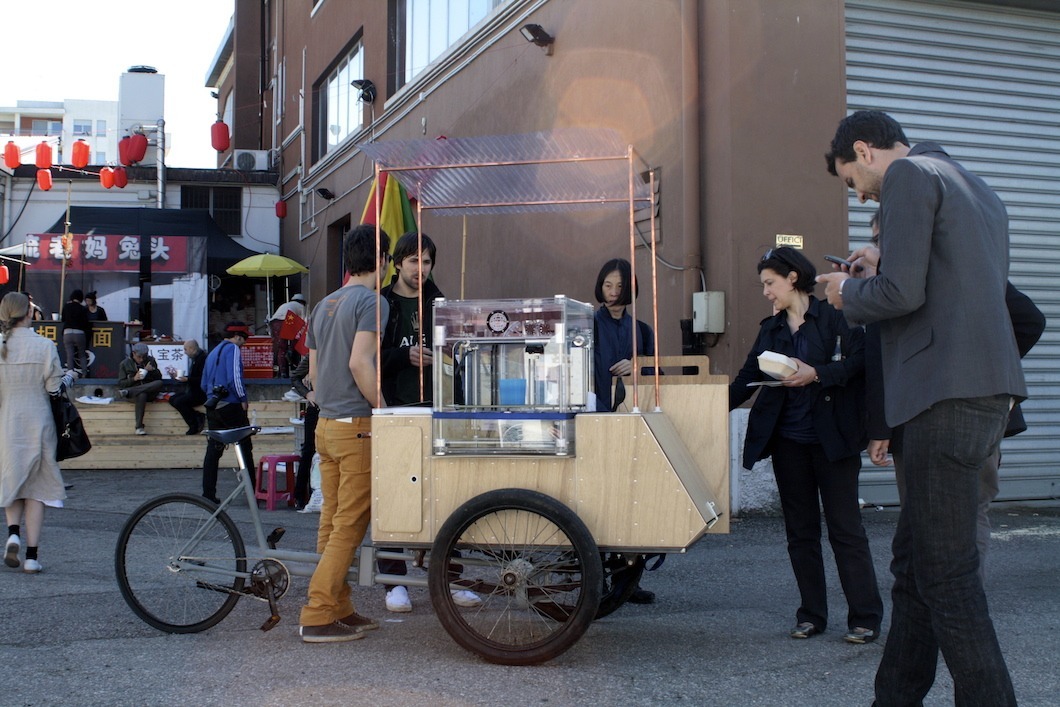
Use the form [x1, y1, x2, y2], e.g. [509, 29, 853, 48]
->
[1, 1, 235, 168]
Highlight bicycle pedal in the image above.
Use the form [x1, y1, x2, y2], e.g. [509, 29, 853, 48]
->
[266, 527, 286, 549]
[260, 614, 281, 632]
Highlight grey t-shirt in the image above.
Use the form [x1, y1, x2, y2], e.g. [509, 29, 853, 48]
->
[307, 284, 389, 419]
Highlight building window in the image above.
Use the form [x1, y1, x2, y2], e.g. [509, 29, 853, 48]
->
[96, 120, 107, 137]
[181, 185, 243, 236]
[95, 151, 106, 164]
[313, 37, 364, 161]
[393, 0, 507, 90]
[73, 119, 92, 136]
[31, 120, 63, 136]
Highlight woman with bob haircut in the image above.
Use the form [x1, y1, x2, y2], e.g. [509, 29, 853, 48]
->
[729, 246, 882, 644]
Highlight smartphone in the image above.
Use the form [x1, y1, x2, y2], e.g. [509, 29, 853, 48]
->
[823, 254, 853, 269]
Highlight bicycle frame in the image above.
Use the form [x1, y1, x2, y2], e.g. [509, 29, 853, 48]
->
[172, 429, 424, 590]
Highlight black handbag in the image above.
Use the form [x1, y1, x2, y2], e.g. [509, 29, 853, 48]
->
[51, 384, 92, 461]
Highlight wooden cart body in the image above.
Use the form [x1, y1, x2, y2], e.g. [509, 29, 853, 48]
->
[372, 355, 729, 551]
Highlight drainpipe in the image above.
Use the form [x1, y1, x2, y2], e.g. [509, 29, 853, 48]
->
[682, 0, 702, 309]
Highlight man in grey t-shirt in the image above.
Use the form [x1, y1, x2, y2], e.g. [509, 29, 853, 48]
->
[298, 224, 391, 643]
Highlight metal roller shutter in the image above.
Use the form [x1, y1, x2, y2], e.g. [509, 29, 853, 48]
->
[846, 0, 1060, 504]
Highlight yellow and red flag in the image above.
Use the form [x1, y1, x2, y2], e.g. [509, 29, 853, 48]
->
[357, 171, 417, 283]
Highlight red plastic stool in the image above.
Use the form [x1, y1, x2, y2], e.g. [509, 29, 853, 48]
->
[256, 454, 299, 511]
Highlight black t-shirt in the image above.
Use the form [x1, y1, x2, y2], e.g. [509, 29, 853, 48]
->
[392, 294, 431, 406]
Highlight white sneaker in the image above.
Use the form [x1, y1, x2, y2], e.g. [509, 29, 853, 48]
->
[451, 590, 482, 607]
[385, 586, 412, 613]
[4, 534, 20, 568]
[23, 558, 42, 574]
[135, 427, 147, 436]
[283, 388, 304, 402]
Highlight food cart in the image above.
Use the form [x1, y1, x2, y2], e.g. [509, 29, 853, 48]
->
[359, 129, 731, 665]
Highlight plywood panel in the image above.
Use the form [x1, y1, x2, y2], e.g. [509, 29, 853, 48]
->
[575, 414, 707, 549]
[372, 427, 425, 534]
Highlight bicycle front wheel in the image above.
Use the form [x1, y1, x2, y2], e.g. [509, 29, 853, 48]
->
[115, 493, 246, 633]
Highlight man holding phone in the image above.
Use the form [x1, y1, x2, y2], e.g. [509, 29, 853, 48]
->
[817, 110, 1025, 707]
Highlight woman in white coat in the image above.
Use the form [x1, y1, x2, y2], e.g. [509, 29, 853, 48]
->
[1, 292, 68, 574]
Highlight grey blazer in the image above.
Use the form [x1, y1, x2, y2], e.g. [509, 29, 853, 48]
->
[841, 142, 1027, 428]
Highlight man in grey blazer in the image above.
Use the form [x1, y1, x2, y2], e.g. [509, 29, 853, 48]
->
[818, 111, 1026, 707]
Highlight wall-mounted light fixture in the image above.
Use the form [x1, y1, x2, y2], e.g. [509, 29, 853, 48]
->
[520, 24, 555, 55]
[351, 79, 377, 104]
[316, 187, 336, 200]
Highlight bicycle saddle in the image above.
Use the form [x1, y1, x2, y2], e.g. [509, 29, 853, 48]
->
[205, 426, 260, 445]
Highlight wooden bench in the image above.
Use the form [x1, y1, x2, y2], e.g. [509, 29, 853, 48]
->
[65, 399, 303, 470]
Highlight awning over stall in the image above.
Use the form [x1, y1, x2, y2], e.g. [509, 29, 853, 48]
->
[44, 206, 259, 274]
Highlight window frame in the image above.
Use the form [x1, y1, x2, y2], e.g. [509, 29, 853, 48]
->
[312, 32, 365, 164]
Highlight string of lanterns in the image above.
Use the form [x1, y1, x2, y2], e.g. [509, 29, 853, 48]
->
[4, 132, 150, 191]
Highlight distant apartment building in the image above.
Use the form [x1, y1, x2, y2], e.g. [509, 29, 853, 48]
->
[0, 98, 119, 166]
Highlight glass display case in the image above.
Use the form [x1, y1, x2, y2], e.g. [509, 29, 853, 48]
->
[432, 296, 594, 455]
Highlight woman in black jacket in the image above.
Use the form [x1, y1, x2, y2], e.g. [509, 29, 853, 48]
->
[729, 247, 882, 644]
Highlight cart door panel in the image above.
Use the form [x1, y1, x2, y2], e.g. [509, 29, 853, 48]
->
[373, 426, 425, 534]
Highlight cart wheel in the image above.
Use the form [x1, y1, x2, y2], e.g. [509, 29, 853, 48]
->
[596, 553, 646, 619]
[428, 489, 603, 666]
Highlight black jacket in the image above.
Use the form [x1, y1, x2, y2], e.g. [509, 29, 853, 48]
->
[380, 276, 444, 405]
[729, 296, 867, 470]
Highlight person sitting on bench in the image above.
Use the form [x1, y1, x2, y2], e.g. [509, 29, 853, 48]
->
[116, 343, 164, 435]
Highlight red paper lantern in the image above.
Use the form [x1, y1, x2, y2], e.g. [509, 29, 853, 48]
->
[211, 120, 230, 152]
[3, 141, 19, 169]
[129, 133, 149, 163]
[71, 139, 91, 169]
[113, 166, 129, 188]
[118, 137, 132, 166]
[36, 168, 53, 191]
[275, 200, 287, 219]
[35, 142, 53, 169]
[0, 264, 8, 285]
[100, 166, 115, 189]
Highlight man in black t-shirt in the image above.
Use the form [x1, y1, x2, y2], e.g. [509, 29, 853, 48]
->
[379, 232, 444, 408]
[376, 232, 481, 613]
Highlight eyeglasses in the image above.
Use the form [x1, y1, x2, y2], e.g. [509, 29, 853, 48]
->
[870, 232, 880, 247]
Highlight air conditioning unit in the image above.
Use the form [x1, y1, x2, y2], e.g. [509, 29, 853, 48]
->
[233, 149, 269, 171]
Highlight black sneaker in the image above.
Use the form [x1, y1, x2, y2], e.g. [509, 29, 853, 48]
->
[118, 389, 129, 399]
[300, 621, 364, 643]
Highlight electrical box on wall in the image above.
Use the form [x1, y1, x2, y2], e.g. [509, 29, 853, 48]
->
[692, 291, 725, 334]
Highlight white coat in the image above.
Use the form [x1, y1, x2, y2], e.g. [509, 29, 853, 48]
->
[0, 327, 66, 506]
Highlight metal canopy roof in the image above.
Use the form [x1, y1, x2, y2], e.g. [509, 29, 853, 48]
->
[357, 128, 651, 215]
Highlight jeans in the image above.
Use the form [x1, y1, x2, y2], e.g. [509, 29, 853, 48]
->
[299, 417, 373, 626]
[875, 395, 1016, 707]
[772, 437, 883, 632]
[63, 330, 87, 373]
[202, 403, 254, 500]
[293, 403, 319, 506]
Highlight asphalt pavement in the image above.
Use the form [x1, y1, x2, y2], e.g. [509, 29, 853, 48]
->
[1, 467, 1057, 707]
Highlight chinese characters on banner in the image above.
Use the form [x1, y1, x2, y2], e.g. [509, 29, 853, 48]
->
[23, 234, 188, 272]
